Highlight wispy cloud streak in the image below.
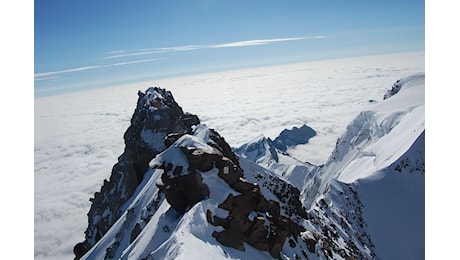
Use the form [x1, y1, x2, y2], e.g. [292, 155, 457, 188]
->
[210, 37, 309, 48]
[35, 66, 99, 78]
[34, 76, 62, 81]
[107, 35, 328, 59]
[106, 45, 202, 59]
[35, 36, 328, 81]
[35, 58, 162, 79]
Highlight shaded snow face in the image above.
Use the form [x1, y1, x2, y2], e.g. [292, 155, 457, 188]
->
[357, 130, 425, 260]
[34, 52, 424, 260]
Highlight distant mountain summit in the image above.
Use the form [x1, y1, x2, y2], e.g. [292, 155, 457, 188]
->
[271, 125, 316, 152]
[235, 124, 316, 164]
[75, 73, 424, 259]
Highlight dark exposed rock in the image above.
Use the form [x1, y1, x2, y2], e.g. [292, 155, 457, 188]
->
[217, 159, 243, 185]
[180, 146, 221, 172]
[231, 178, 258, 193]
[130, 223, 142, 243]
[73, 242, 90, 260]
[212, 230, 245, 251]
[246, 216, 269, 251]
[159, 170, 210, 215]
[304, 237, 317, 253]
[268, 225, 289, 258]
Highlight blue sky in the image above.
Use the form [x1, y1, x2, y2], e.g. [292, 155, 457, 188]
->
[34, 0, 424, 97]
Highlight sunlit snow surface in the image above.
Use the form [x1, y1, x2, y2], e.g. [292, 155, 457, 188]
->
[34, 51, 424, 259]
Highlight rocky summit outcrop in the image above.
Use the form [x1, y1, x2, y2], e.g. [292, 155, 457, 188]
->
[74, 87, 199, 259]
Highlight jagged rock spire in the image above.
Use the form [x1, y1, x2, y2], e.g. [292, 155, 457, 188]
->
[74, 87, 199, 259]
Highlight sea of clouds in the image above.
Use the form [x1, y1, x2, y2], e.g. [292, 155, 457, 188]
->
[34, 51, 424, 259]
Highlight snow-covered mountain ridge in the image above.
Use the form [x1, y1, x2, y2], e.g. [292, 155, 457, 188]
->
[74, 87, 321, 259]
[302, 73, 424, 208]
[75, 73, 424, 259]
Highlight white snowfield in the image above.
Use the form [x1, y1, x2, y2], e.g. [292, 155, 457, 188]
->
[327, 73, 424, 184]
[302, 73, 425, 259]
[34, 51, 424, 259]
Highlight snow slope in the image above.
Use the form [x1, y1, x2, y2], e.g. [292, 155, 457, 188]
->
[302, 73, 425, 208]
[358, 131, 425, 259]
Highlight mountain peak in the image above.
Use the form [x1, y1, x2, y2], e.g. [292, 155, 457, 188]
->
[74, 87, 200, 258]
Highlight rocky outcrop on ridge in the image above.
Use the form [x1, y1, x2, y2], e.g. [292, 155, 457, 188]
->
[152, 124, 308, 258]
[74, 87, 199, 258]
[383, 79, 402, 99]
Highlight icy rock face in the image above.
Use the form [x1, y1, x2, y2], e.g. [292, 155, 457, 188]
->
[74, 87, 199, 259]
[383, 79, 402, 99]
